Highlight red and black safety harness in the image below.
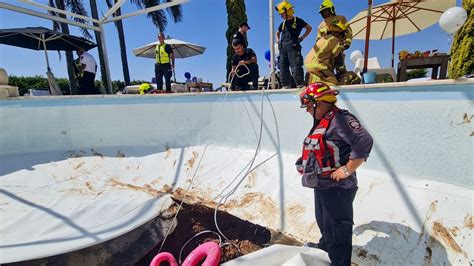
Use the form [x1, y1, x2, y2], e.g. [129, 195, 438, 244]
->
[301, 106, 341, 176]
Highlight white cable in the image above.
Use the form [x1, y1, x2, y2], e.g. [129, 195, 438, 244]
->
[158, 66, 278, 260]
[157, 144, 209, 254]
[213, 68, 272, 199]
[227, 63, 251, 91]
[213, 69, 277, 254]
[178, 230, 222, 264]
[234, 63, 250, 78]
[156, 66, 243, 255]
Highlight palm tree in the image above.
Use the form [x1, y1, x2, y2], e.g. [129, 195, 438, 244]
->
[225, 0, 247, 81]
[105, 0, 130, 86]
[105, 0, 183, 86]
[49, 0, 93, 94]
[89, 0, 109, 92]
[132, 0, 183, 32]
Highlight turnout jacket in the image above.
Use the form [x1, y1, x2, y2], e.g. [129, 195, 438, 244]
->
[317, 15, 353, 49]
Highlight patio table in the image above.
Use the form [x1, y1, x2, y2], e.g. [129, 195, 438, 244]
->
[187, 82, 213, 92]
[397, 54, 449, 82]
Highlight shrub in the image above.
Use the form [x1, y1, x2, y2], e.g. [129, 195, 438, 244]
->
[8, 75, 71, 95]
[8, 75, 143, 95]
[406, 69, 427, 80]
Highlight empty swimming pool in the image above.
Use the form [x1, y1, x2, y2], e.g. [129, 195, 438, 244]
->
[1, 79, 473, 264]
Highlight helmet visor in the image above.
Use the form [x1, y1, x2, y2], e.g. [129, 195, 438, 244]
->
[300, 94, 317, 108]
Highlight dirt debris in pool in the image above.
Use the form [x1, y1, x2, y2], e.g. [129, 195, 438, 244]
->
[4, 198, 302, 266]
[136, 198, 302, 265]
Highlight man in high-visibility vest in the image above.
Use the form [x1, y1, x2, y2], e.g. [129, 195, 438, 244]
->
[155, 32, 175, 93]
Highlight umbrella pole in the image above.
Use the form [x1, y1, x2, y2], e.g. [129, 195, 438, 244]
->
[41, 35, 51, 72]
[391, 9, 396, 68]
[363, 0, 373, 75]
[99, 24, 113, 94]
[172, 67, 177, 83]
[391, 30, 395, 68]
[41, 34, 53, 95]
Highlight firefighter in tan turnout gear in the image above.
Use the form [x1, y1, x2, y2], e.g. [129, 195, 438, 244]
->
[305, 0, 360, 86]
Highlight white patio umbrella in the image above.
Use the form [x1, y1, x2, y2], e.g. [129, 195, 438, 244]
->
[349, 0, 456, 67]
[133, 38, 206, 82]
[132, 38, 206, 59]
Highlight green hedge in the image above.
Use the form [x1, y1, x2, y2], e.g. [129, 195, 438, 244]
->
[8, 75, 148, 95]
[8, 75, 69, 96]
[406, 69, 427, 80]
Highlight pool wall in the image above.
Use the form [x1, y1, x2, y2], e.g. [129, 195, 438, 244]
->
[1, 80, 472, 188]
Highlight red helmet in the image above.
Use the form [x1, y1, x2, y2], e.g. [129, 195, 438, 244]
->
[300, 82, 339, 108]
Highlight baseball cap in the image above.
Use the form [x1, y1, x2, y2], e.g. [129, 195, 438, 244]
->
[240, 22, 251, 29]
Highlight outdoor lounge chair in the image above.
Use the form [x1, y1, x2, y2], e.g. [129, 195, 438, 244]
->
[354, 57, 396, 83]
[28, 89, 51, 96]
[0, 68, 19, 99]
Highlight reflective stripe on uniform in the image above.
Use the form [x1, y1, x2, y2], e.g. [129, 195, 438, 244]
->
[316, 85, 329, 93]
[331, 44, 342, 55]
[321, 166, 336, 172]
[326, 140, 341, 168]
[305, 62, 329, 70]
[282, 17, 297, 31]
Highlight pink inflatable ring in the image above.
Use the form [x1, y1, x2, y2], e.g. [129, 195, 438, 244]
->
[150, 251, 178, 266]
[183, 241, 221, 266]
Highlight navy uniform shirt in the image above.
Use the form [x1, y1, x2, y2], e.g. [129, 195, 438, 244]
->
[278, 17, 308, 44]
[231, 48, 257, 75]
[314, 109, 373, 189]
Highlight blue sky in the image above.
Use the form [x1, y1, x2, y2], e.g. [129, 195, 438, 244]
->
[0, 0, 460, 88]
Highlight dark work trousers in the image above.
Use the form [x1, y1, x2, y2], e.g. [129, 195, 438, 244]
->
[155, 63, 172, 92]
[314, 186, 358, 266]
[279, 28, 304, 88]
[230, 64, 259, 91]
[78, 71, 99, 94]
[279, 46, 304, 87]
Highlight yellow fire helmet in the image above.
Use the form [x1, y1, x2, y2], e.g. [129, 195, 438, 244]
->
[319, 0, 336, 15]
[275, 1, 295, 16]
[138, 83, 152, 95]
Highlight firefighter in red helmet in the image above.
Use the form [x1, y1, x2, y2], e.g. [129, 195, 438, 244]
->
[296, 82, 373, 265]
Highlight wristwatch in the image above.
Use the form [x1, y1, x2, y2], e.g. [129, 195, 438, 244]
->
[342, 166, 351, 176]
